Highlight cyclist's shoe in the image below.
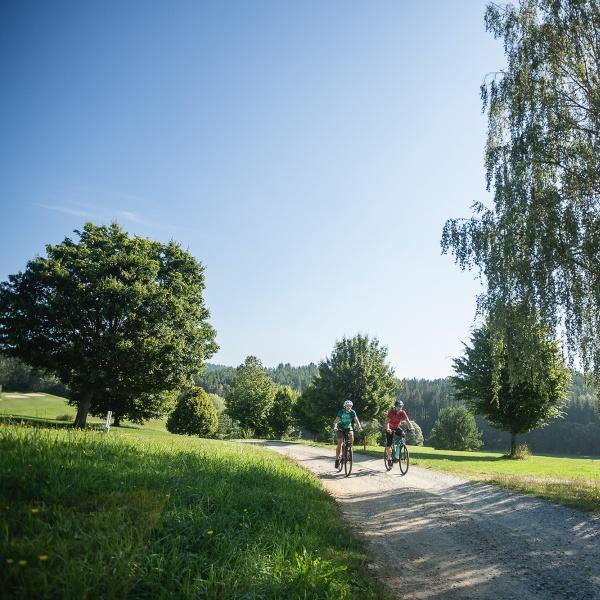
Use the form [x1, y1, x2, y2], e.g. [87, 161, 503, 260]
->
[387, 459, 393, 468]
[335, 459, 340, 469]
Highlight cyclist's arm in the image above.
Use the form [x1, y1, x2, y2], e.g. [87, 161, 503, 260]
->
[354, 415, 363, 431]
[402, 417, 415, 432]
[333, 416, 340, 430]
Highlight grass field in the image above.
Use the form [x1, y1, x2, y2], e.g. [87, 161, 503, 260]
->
[356, 443, 600, 514]
[0, 421, 387, 600]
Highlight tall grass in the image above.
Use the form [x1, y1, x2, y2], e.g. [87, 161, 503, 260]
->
[0, 423, 386, 599]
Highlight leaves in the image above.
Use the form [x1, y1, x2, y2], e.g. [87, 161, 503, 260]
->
[442, 0, 600, 400]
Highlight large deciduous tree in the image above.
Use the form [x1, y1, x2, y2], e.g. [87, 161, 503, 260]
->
[225, 356, 276, 435]
[451, 309, 570, 456]
[310, 334, 399, 424]
[0, 222, 218, 426]
[267, 385, 299, 439]
[442, 0, 600, 398]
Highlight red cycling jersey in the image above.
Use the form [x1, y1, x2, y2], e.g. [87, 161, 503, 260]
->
[387, 408, 409, 429]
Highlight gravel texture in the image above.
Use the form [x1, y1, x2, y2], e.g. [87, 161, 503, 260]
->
[264, 441, 600, 600]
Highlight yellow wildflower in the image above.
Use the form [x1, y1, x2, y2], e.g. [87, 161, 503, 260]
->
[18, 560, 27, 566]
[5, 559, 14, 565]
[207, 530, 214, 536]
[38, 555, 49, 561]
[31, 508, 39, 514]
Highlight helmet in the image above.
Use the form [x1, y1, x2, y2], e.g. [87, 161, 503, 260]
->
[395, 400, 404, 408]
[343, 400, 353, 408]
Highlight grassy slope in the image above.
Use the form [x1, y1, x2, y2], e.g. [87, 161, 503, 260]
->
[357, 443, 600, 514]
[0, 423, 387, 600]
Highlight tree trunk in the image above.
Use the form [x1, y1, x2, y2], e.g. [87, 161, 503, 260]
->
[74, 390, 93, 428]
[510, 432, 517, 457]
[113, 414, 121, 427]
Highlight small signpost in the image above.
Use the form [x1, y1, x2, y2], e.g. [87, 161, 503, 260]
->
[103, 410, 112, 433]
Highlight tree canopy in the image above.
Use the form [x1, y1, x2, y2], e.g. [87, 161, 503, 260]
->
[442, 0, 600, 398]
[300, 334, 399, 433]
[452, 310, 570, 455]
[166, 387, 218, 437]
[225, 356, 276, 435]
[0, 223, 218, 426]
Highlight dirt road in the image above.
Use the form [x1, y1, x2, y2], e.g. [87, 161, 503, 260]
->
[264, 442, 600, 600]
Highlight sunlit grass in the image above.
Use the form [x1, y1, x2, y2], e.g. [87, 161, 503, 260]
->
[355, 443, 600, 514]
[0, 423, 387, 599]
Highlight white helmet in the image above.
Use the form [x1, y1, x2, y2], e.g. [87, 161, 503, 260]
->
[395, 400, 404, 408]
[343, 400, 353, 408]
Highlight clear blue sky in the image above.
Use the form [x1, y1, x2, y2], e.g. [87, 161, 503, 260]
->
[0, 1, 505, 378]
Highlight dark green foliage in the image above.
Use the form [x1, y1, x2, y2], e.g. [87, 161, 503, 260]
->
[396, 378, 456, 437]
[225, 356, 276, 435]
[310, 334, 399, 428]
[442, 0, 600, 397]
[294, 384, 330, 440]
[403, 420, 424, 446]
[267, 386, 299, 438]
[428, 407, 483, 451]
[452, 311, 571, 456]
[0, 223, 217, 427]
[268, 363, 319, 392]
[0, 355, 69, 396]
[196, 362, 318, 396]
[166, 388, 218, 437]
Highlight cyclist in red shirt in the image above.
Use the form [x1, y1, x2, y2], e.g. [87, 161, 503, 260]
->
[385, 400, 414, 467]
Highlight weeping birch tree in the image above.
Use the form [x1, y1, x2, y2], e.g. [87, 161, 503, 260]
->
[442, 0, 600, 401]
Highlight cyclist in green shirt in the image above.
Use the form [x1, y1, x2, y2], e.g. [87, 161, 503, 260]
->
[333, 399, 363, 469]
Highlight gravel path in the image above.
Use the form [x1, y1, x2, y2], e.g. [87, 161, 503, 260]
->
[264, 442, 600, 600]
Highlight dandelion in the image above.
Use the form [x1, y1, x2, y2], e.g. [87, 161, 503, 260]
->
[207, 530, 214, 536]
[6, 559, 14, 565]
[31, 508, 39, 514]
[38, 555, 49, 562]
[243, 508, 248, 512]
[18, 560, 27, 566]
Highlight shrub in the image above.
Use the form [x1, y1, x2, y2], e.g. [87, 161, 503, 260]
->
[428, 407, 482, 451]
[166, 388, 218, 437]
[402, 420, 424, 446]
[56, 414, 71, 422]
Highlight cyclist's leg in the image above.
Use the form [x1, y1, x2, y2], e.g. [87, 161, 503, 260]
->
[385, 429, 394, 459]
[335, 430, 343, 460]
[348, 430, 354, 447]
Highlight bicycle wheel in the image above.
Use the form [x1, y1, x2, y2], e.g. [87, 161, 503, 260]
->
[383, 447, 393, 471]
[398, 444, 409, 475]
[344, 445, 353, 476]
[337, 446, 344, 472]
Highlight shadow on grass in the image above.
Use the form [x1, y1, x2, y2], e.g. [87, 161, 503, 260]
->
[0, 414, 104, 431]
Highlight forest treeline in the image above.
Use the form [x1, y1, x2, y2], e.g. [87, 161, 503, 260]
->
[2, 356, 598, 455]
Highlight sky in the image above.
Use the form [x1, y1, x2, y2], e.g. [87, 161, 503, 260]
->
[0, 1, 506, 378]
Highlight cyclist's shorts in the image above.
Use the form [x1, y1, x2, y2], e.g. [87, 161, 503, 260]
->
[336, 428, 353, 441]
[386, 428, 405, 446]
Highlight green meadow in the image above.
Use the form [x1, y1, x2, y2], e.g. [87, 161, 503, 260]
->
[0, 421, 387, 600]
[357, 443, 600, 514]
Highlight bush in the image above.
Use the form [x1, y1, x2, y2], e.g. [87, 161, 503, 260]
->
[428, 407, 482, 451]
[215, 412, 243, 439]
[402, 420, 424, 446]
[166, 388, 218, 437]
[55, 414, 71, 422]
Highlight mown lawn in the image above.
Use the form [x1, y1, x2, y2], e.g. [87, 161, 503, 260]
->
[0, 422, 387, 600]
[357, 443, 600, 514]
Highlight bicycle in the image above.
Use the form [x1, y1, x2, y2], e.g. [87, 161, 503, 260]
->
[383, 430, 409, 475]
[336, 428, 353, 477]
